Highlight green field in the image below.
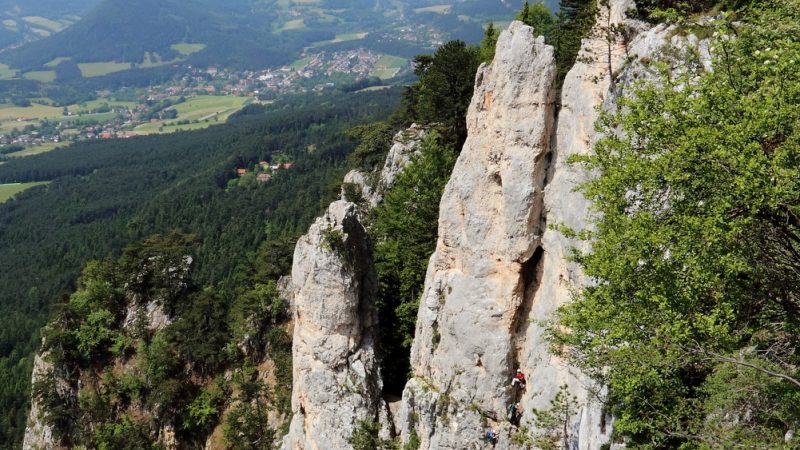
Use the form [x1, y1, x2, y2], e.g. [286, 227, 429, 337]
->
[0, 103, 62, 122]
[311, 32, 367, 47]
[70, 99, 137, 112]
[0, 64, 15, 80]
[413, 4, 452, 14]
[44, 57, 71, 68]
[134, 95, 253, 134]
[23, 71, 56, 83]
[22, 16, 67, 32]
[171, 43, 207, 56]
[290, 56, 313, 70]
[0, 182, 49, 203]
[8, 142, 68, 158]
[280, 18, 306, 31]
[78, 62, 133, 77]
[373, 54, 407, 79]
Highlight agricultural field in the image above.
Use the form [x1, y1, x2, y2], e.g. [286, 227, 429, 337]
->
[0, 98, 132, 133]
[171, 43, 206, 56]
[7, 142, 68, 158]
[0, 64, 16, 79]
[413, 4, 452, 14]
[78, 61, 133, 77]
[0, 182, 49, 203]
[22, 16, 67, 32]
[280, 18, 306, 32]
[68, 99, 137, 112]
[0, 103, 62, 123]
[373, 55, 407, 79]
[290, 56, 313, 70]
[134, 95, 252, 135]
[23, 71, 56, 83]
[311, 32, 368, 47]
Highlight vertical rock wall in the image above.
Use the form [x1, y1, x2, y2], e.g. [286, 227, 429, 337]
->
[281, 125, 427, 449]
[282, 200, 382, 450]
[400, 2, 675, 448]
[518, 3, 673, 448]
[400, 21, 557, 449]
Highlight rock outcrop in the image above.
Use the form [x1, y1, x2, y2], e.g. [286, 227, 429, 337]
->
[399, 3, 677, 448]
[23, 354, 59, 450]
[342, 124, 427, 207]
[283, 124, 427, 449]
[282, 201, 382, 450]
[400, 20, 557, 449]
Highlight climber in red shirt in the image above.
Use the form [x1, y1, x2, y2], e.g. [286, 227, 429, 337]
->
[511, 368, 526, 389]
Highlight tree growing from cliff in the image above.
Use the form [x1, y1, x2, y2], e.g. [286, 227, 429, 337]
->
[553, 0, 800, 447]
[532, 384, 581, 450]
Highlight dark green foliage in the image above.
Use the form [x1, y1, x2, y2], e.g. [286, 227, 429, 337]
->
[265, 327, 293, 418]
[348, 420, 392, 450]
[631, 0, 749, 22]
[223, 365, 275, 450]
[166, 289, 230, 376]
[30, 228, 289, 448]
[532, 385, 580, 450]
[553, 1, 800, 447]
[407, 41, 481, 149]
[372, 132, 456, 394]
[479, 22, 500, 63]
[0, 144, 25, 155]
[54, 60, 83, 83]
[229, 281, 288, 362]
[0, 88, 399, 447]
[550, 1, 598, 87]
[93, 415, 156, 450]
[10, 97, 30, 107]
[517, 1, 556, 36]
[346, 121, 395, 171]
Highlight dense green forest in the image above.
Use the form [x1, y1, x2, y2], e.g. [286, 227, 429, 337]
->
[554, 0, 800, 447]
[0, 88, 400, 447]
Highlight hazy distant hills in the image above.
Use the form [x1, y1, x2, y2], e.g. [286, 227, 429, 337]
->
[1, 0, 527, 73]
[0, 0, 101, 50]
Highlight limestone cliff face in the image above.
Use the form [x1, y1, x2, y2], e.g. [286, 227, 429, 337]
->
[399, 4, 675, 449]
[342, 124, 427, 207]
[282, 200, 382, 450]
[399, 20, 557, 449]
[282, 125, 426, 449]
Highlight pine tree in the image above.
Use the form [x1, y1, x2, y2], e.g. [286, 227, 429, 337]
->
[479, 22, 500, 63]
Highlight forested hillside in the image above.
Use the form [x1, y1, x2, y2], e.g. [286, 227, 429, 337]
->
[1, 0, 515, 73]
[0, 88, 400, 447]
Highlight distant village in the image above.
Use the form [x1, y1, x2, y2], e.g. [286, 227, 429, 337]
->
[0, 47, 407, 152]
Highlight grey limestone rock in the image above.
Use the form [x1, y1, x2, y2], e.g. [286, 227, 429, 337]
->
[282, 122, 430, 449]
[342, 124, 427, 207]
[401, 20, 557, 449]
[282, 200, 382, 450]
[400, 3, 677, 448]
